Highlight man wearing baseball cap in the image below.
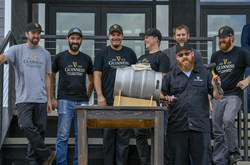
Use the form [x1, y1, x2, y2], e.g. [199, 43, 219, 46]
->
[51, 27, 93, 165]
[135, 27, 170, 165]
[93, 24, 137, 165]
[161, 42, 222, 165]
[0, 22, 56, 164]
[211, 26, 250, 164]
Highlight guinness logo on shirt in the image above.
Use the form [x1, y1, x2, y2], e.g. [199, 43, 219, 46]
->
[108, 57, 130, 69]
[23, 54, 43, 67]
[31, 54, 36, 60]
[116, 56, 121, 61]
[223, 59, 227, 65]
[73, 62, 77, 68]
[142, 58, 147, 63]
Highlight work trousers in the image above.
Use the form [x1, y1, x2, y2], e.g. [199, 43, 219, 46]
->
[16, 103, 52, 165]
[166, 131, 212, 165]
[212, 96, 242, 165]
[134, 129, 151, 165]
[103, 128, 130, 165]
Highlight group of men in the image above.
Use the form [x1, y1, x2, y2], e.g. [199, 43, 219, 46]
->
[0, 21, 249, 165]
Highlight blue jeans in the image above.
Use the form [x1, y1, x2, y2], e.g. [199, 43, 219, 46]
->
[212, 96, 242, 165]
[56, 99, 88, 165]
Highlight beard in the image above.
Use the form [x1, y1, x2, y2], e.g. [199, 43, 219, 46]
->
[69, 42, 81, 52]
[28, 37, 39, 45]
[113, 44, 120, 48]
[219, 39, 231, 51]
[177, 56, 194, 72]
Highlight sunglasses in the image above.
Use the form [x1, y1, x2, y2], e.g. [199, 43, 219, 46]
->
[177, 51, 192, 57]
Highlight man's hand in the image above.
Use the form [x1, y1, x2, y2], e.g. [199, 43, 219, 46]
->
[236, 78, 249, 90]
[212, 75, 221, 88]
[161, 95, 177, 106]
[52, 97, 58, 109]
[47, 102, 53, 114]
[98, 95, 107, 106]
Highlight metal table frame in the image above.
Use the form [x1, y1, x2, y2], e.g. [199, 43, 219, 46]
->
[75, 105, 166, 165]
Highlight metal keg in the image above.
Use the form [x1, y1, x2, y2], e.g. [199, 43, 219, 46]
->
[114, 66, 162, 101]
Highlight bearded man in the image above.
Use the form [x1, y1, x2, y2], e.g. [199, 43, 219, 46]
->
[210, 26, 250, 165]
[161, 42, 222, 165]
[51, 27, 94, 165]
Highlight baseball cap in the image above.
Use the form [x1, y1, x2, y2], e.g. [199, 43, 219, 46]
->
[217, 26, 234, 37]
[67, 28, 83, 38]
[109, 24, 123, 34]
[25, 22, 44, 32]
[143, 28, 162, 41]
[176, 42, 192, 53]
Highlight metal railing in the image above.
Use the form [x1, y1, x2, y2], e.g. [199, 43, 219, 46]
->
[0, 31, 17, 149]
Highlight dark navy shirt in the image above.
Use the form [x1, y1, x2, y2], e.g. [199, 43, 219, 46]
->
[137, 50, 170, 73]
[162, 66, 213, 133]
[93, 46, 137, 104]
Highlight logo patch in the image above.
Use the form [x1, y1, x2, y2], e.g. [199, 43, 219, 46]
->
[73, 62, 77, 68]
[180, 43, 184, 47]
[220, 29, 224, 34]
[35, 23, 39, 28]
[194, 76, 203, 82]
[31, 54, 36, 60]
[223, 59, 227, 65]
[116, 56, 121, 61]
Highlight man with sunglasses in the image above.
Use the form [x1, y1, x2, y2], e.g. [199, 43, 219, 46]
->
[161, 42, 222, 165]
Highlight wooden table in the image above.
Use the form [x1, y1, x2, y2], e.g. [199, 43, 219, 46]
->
[75, 105, 166, 165]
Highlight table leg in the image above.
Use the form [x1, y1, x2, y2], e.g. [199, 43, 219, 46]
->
[77, 110, 88, 165]
[154, 111, 164, 165]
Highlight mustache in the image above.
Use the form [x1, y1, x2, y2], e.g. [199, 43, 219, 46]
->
[71, 43, 80, 46]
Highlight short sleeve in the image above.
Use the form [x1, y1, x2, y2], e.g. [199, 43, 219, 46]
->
[93, 51, 104, 71]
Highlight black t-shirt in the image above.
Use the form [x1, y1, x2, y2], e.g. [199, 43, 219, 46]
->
[52, 50, 93, 101]
[137, 51, 170, 73]
[93, 46, 137, 104]
[210, 46, 250, 97]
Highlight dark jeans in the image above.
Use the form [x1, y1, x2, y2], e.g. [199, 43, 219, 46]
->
[134, 129, 150, 165]
[103, 128, 130, 165]
[16, 103, 52, 165]
[166, 131, 212, 165]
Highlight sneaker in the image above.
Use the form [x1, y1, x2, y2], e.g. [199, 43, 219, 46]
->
[229, 152, 242, 165]
[42, 151, 57, 165]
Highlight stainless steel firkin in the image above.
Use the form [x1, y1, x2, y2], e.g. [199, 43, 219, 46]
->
[114, 67, 162, 101]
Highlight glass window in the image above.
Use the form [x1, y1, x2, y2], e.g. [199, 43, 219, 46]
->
[107, 13, 145, 57]
[207, 14, 246, 60]
[156, 5, 169, 50]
